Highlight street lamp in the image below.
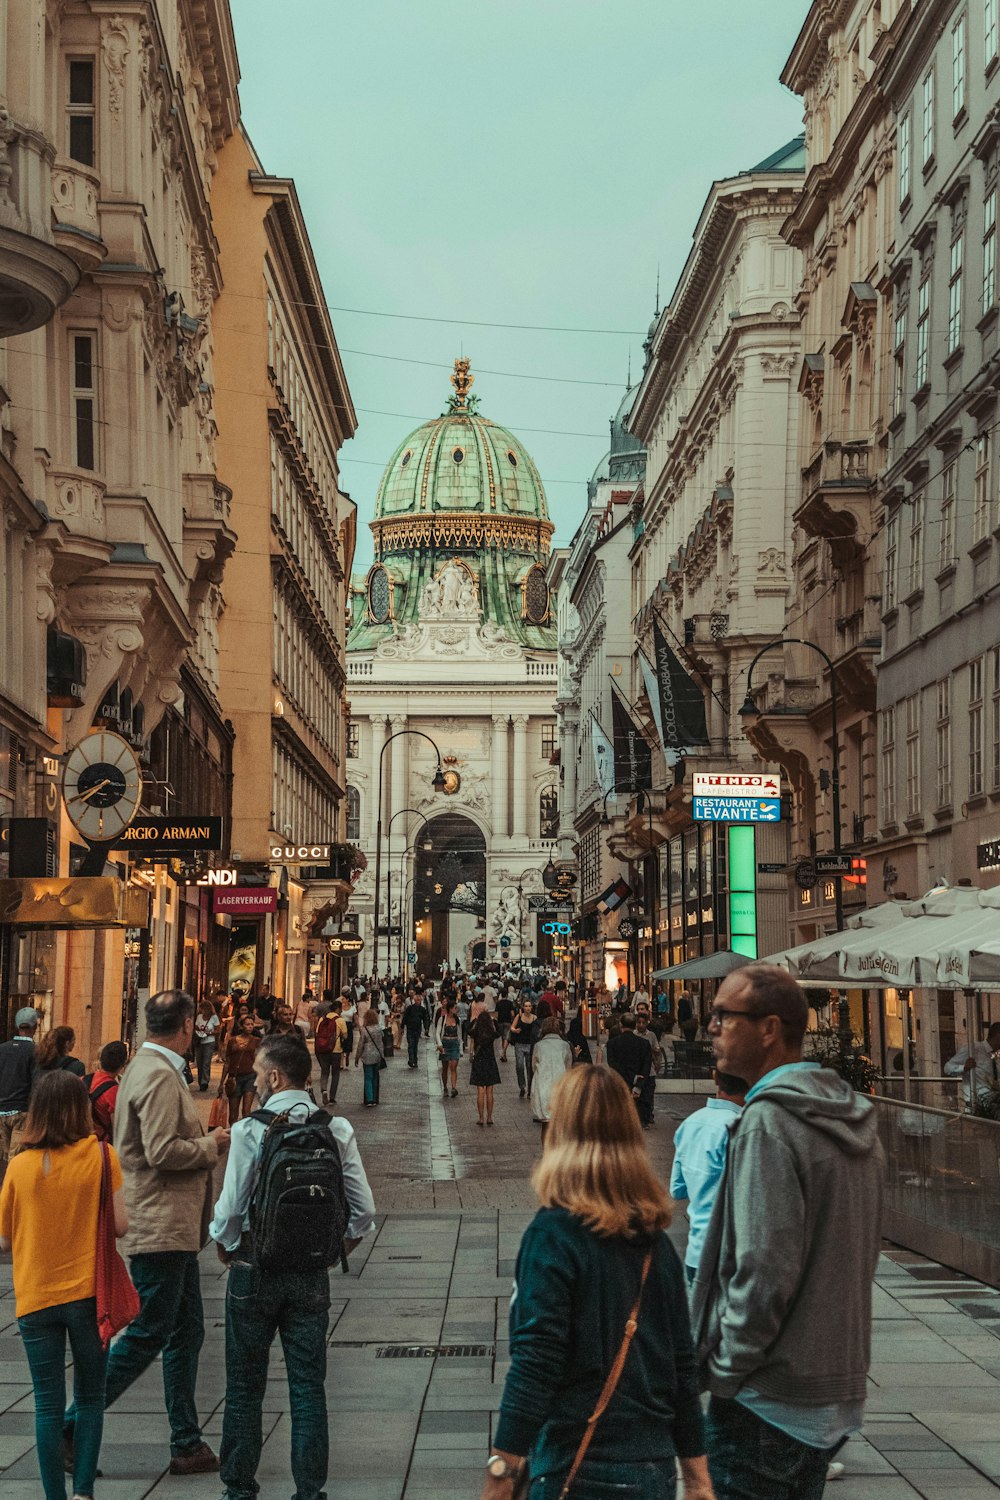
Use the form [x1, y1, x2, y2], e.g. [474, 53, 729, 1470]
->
[739, 634, 843, 931]
[373, 731, 446, 976]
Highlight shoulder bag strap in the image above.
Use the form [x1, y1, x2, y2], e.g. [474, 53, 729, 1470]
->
[98, 1140, 114, 1255]
[365, 1026, 384, 1059]
[558, 1248, 654, 1500]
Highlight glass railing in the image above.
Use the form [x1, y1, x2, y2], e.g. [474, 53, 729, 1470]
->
[875, 1075, 965, 1112]
[874, 1096, 1000, 1257]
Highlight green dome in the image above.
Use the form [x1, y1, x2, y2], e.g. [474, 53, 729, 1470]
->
[376, 413, 549, 523]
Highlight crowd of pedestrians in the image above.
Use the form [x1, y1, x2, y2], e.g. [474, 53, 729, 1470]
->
[0, 959, 886, 1500]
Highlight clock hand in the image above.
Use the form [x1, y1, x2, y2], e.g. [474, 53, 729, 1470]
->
[78, 779, 112, 802]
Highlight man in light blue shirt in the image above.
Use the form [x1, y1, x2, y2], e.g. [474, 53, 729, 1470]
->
[669, 1071, 745, 1284]
[210, 1031, 375, 1500]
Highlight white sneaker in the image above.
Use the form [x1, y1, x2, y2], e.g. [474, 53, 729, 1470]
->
[826, 1461, 845, 1481]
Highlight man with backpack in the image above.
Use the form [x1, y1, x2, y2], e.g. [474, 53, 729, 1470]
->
[209, 1032, 375, 1500]
[84, 1040, 128, 1141]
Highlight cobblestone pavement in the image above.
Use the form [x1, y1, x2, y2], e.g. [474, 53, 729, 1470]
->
[3, 1038, 1000, 1497]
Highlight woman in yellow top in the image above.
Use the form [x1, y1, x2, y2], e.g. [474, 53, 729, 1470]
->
[0, 1070, 128, 1500]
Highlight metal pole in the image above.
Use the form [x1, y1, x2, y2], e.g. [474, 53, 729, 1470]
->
[371, 732, 445, 980]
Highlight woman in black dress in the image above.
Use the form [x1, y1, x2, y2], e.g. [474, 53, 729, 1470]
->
[469, 1009, 501, 1126]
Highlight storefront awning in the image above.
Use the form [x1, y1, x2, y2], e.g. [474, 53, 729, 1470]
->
[651, 949, 750, 981]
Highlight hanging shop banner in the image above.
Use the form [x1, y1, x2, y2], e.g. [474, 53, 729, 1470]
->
[638, 648, 682, 767]
[610, 684, 653, 792]
[110, 816, 224, 852]
[590, 713, 616, 796]
[213, 886, 277, 915]
[228, 923, 258, 999]
[652, 619, 710, 749]
[327, 934, 364, 953]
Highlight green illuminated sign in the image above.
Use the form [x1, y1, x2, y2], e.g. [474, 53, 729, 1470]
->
[728, 825, 758, 959]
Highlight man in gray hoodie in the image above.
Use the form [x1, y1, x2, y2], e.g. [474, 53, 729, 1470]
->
[690, 963, 883, 1500]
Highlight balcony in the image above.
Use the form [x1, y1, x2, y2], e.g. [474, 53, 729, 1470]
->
[795, 440, 875, 558]
[832, 596, 882, 710]
[182, 476, 236, 583]
[0, 121, 80, 335]
[51, 158, 105, 271]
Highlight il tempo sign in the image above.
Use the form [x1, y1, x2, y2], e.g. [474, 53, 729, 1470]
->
[692, 772, 782, 799]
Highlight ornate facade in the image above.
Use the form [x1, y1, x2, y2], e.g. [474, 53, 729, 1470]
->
[347, 361, 559, 975]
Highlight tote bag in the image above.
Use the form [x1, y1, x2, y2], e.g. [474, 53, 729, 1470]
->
[95, 1141, 140, 1348]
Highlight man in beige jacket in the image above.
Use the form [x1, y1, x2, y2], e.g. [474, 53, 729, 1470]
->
[63, 990, 230, 1476]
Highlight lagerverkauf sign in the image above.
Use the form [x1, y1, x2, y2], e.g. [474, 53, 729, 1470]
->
[692, 772, 782, 799]
[213, 887, 277, 915]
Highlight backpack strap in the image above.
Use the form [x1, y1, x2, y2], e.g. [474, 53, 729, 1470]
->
[89, 1079, 116, 1104]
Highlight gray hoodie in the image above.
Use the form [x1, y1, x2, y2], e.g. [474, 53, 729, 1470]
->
[690, 1065, 883, 1407]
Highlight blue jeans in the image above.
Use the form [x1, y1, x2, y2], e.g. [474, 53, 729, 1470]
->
[21, 1297, 107, 1500]
[363, 1061, 381, 1104]
[515, 1043, 532, 1092]
[196, 1038, 215, 1087]
[221, 1261, 330, 1500]
[706, 1395, 833, 1500]
[67, 1249, 205, 1456]
[530, 1458, 677, 1497]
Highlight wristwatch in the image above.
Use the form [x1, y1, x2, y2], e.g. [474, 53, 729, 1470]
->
[486, 1454, 520, 1480]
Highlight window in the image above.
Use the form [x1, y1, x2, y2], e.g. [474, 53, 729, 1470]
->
[884, 512, 899, 611]
[988, 0, 999, 64]
[907, 494, 924, 594]
[970, 656, 985, 797]
[539, 786, 558, 839]
[904, 694, 921, 817]
[346, 721, 359, 758]
[974, 431, 992, 542]
[940, 459, 956, 566]
[915, 276, 930, 386]
[541, 721, 557, 759]
[507, 449, 518, 467]
[452, 447, 465, 465]
[893, 302, 906, 417]
[898, 113, 911, 202]
[953, 13, 967, 117]
[67, 59, 95, 166]
[984, 188, 997, 314]
[921, 69, 935, 166]
[345, 786, 361, 842]
[936, 678, 952, 807]
[947, 232, 964, 354]
[71, 332, 96, 470]
[400, 449, 412, 468]
[880, 707, 897, 825]
[993, 648, 1000, 790]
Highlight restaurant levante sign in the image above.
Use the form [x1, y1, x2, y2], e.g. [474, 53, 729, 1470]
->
[109, 817, 224, 852]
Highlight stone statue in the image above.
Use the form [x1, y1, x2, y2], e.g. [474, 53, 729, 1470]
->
[493, 885, 522, 939]
[420, 561, 479, 621]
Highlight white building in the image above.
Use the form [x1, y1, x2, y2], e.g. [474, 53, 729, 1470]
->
[345, 360, 559, 976]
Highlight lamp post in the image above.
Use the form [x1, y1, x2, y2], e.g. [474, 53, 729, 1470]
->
[373, 732, 446, 976]
[738, 635, 843, 932]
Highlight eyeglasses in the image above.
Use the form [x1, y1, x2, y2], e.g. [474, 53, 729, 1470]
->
[707, 1005, 768, 1030]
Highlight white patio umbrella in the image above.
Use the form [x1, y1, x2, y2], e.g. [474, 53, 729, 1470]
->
[765, 901, 907, 983]
[836, 886, 1000, 988]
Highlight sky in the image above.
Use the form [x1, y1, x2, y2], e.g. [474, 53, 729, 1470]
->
[231, 0, 808, 571]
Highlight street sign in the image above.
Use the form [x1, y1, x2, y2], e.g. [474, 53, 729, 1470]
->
[375, 924, 402, 936]
[527, 894, 572, 911]
[488, 938, 498, 950]
[692, 797, 781, 823]
[814, 854, 855, 877]
[693, 772, 782, 799]
[407, 950, 417, 963]
[328, 934, 364, 954]
[499, 935, 512, 947]
[794, 858, 818, 890]
[757, 862, 786, 874]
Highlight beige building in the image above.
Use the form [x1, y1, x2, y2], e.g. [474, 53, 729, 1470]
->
[215, 127, 357, 1003]
[0, 0, 239, 1051]
[744, 0, 906, 951]
[626, 139, 805, 974]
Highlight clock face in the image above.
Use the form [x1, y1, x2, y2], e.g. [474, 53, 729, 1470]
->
[63, 732, 143, 843]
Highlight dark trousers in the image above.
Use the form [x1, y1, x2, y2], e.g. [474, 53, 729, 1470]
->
[221, 1262, 330, 1500]
[406, 1029, 421, 1066]
[22, 1296, 107, 1500]
[706, 1395, 834, 1500]
[529, 1458, 677, 1497]
[317, 1051, 342, 1101]
[67, 1249, 205, 1456]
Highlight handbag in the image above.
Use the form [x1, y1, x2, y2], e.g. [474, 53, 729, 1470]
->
[207, 1093, 229, 1131]
[514, 1247, 652, 1500]
[95, 1141, 140, 1349]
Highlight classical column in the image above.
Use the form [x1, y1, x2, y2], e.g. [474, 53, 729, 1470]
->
[368, 715, 386, 848]
[491, 713, 509, 838]
[389, 714, 407, 828]
[562, 715, 579, 847]
[512, 715, 529, 840]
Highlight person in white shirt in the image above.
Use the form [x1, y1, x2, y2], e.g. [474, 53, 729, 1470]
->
[193, 1000, 220, 1091]
[944, 1022, 1000, 1107]
[210, 1032, 375, 1500]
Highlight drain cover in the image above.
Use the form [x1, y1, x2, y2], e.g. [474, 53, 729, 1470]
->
[375, 1343, 494, 1359]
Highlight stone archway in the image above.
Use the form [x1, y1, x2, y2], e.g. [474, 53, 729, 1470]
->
[413, 812, 486, 975]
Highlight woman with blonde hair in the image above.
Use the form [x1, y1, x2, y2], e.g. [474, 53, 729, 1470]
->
[483, 1066, 713, 1500]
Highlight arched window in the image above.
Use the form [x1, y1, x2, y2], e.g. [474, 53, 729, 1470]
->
[346, 786, 361, 842]
[539, 785, 558, 839]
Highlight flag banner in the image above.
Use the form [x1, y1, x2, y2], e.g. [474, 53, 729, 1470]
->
[652, 618, 710, 748]
[610, 683, 653, 792]
[591, 713, 616, 796]
[596, 876, 632, 913]
[638, 648, 682, 767]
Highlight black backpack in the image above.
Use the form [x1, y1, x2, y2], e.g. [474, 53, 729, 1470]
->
[248, 1107, 349, 1273]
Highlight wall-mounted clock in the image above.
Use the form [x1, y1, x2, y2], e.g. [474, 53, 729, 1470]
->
[63, 731, 143, 843]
